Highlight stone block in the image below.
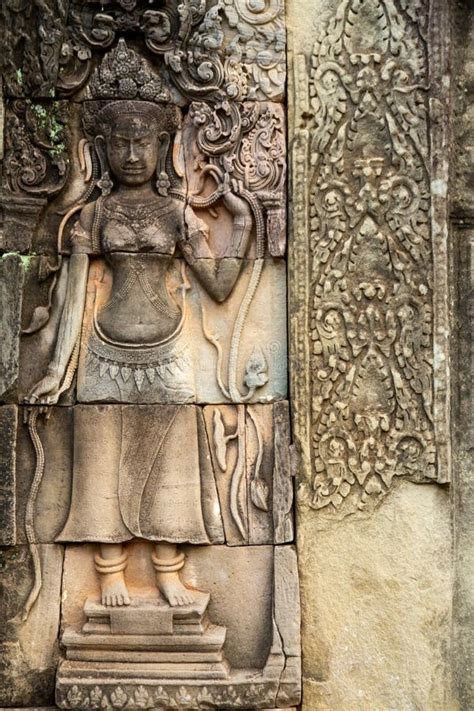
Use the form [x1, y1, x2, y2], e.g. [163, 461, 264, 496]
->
[219, 0, 286, 102]
[7, 402, 292, 547]
[0, 255, 24, 402]
[0, 101, 70, 252]
[452, 2, 474, 221]
[203, 402, 293, 545]
[2, 0, 67, 98]
[58, 542, 300, 709]
[0, 544, 64, 707]
[0, 405, 18, 545]
[76, 257, 287, 405]
[0, 255, 76, 405]
[183, 103, 287, 258]
[297, 482, 452, 710]
[15, 406, 73, 544]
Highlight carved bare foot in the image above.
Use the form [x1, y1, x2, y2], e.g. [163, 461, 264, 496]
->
[100, 570, 131, 607]
[152, 543, 195, 606]
[155, 570, 195, 607]
[95, 544, 130, 607]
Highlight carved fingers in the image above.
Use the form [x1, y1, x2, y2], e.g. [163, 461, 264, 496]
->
[25, 373, 62, 405]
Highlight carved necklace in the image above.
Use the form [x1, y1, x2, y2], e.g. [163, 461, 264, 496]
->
[103, 197, 173, 232]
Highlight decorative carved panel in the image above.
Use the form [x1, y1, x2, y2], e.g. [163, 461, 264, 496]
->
[289, 0, 450, 516]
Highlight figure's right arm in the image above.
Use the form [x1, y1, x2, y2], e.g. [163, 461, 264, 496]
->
[25, 207, 93, 404]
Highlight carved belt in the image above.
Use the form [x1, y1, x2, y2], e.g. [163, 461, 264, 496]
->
[87, 309, 194, 394]
[89, 311, 189, 367]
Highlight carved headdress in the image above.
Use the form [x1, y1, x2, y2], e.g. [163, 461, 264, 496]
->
[82, 39, 180, 137]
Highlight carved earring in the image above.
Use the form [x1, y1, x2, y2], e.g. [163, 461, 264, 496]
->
[156, 170, 171, 197]
[97, 171, 113, 197]
[156, 131, 171, 196]
[95, 136, 113, 197]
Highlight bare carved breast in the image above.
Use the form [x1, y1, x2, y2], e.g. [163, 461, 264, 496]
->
[101, 196, 183, 254]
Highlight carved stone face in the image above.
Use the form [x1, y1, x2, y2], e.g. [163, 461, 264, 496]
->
[106, 114, 159, 187]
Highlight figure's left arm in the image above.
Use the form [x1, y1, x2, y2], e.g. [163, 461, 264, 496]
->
[179, 181, 253, 303]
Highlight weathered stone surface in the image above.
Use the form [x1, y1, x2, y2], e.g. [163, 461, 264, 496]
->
[53, 2, 285, 104]
[288, 0, 454, 708]
[298, 482, 452, 709]
[204, 403, 293, 545]
[0, 13, 296, 710]
[274, 546, 301, 707]
[0, 254, 24, 401]
[0, 544, 64, 707]
[452, 223, 474, 711]
[219, 0, 286, 102]
[453, 1, 474, 221]
[58, 542, 299, 709]
[59, 405, 224, 546]
[452, 5, 474, 702]
[15, 406, 73, 544]
[0, 101, 70, 252]
[183, 102, 287, 258]
[0, 405, 17, 545]
[289, 0, 450, 515]
[17, 256, 75, 405]
[1, 0, 68, 98]
[76, 257, 287, 405]
[10, 403, 292, 547]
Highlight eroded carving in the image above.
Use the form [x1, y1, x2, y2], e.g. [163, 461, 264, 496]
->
[1, 101, 69, 251]
[1, 0, 67, 98]
[58, 0, 285, 103]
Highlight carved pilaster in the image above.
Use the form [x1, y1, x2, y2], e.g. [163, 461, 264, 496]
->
[289, 0, 451, 517]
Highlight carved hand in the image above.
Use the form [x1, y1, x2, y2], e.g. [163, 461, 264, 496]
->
[220, 174, 250, 218]
[25, 371, 63, 405]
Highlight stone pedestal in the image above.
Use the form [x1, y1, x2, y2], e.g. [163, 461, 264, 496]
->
[60, 592, 229, 676]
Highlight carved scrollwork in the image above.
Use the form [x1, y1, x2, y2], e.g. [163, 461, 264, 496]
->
[54, 1, 285, 102]
[293, 0, 439, 514]
[188, 99, 286, 253]
[4, 100, 69, 196]
[221, 0, 286, 100]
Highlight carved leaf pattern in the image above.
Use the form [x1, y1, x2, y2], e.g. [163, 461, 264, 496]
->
[305, 0, 436, 513]
[59, 682, 278, 708]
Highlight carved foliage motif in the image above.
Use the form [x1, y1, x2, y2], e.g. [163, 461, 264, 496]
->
[60, 681, 277, 709]
[59, 0, 285, 102]
[187, 99, 286, 255]
[1, 0, 68, 97]
[221, 0, 286, 100]
[4, 100, 69, 196]
[295, 0, 439, 513]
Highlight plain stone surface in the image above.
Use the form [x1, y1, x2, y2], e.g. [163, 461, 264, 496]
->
[297, 482, 453, 710]
[0, 254, 24, 401]
[0, 544, 63, 706]
[0, 405, 17, 545]
[452, 3, 474, 709]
